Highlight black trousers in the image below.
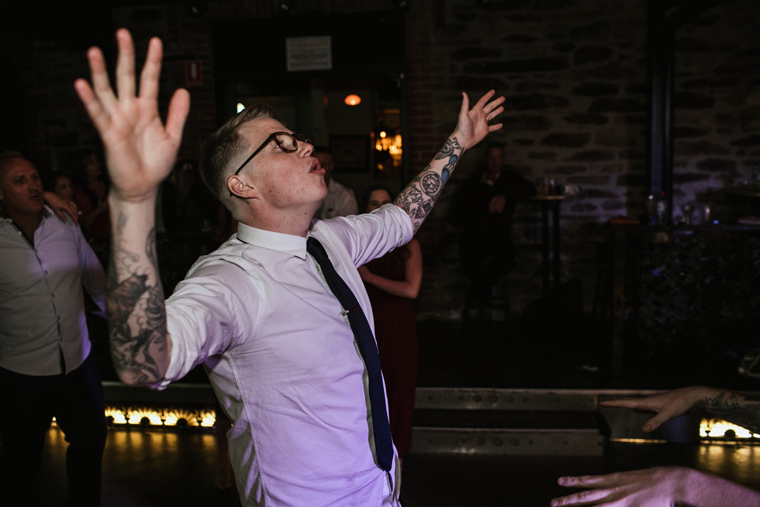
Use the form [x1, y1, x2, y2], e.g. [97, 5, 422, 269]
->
[0, 353, 107, 506]
[460, 233, 516, 307]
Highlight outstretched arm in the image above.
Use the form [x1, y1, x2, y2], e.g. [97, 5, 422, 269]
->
[552, 466, 760, 507]
[395, 90, 505, 233]
[601, 386, 760, 434]
[74, 29, 190, 386]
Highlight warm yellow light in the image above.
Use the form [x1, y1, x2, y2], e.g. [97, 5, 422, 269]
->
[200, 410, 216, 428]
[126, 408, 163, 426]
[105, 407, 127, 425]
[103, 406, 218, 428]
[374, 130, 403, 167]
[344, 94, 361, 106]
[164, 408, 204, 427]
[610, 438, 668, 444]
[701, 418, 759, 439]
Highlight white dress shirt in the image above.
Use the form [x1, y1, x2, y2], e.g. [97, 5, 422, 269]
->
[161, 204, 412, 507]
[0, 207, 106, 376]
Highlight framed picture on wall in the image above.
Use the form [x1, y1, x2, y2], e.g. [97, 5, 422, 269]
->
[331, 135, 370, 172]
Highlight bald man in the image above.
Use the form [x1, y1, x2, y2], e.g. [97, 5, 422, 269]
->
[0, 152, 107, 506]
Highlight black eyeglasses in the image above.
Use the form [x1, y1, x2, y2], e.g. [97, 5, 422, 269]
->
[233, 132, 311, 176]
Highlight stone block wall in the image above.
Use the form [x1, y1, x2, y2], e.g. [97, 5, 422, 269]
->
[671, 0, 760, 222]
[409, 0, 652, 317]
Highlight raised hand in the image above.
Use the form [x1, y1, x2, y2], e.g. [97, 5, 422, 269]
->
[451, 89, 505, 151]
[395, 89, 505, 233]
[73, 29, 185, 386]
[74, 29, 190, 203]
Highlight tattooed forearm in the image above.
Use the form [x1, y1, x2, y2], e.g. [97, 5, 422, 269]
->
[703, 392, 760, 434]
[107, 222, 168, 385]
[396, 137, 463, 233]
[434, 137, 461, 161]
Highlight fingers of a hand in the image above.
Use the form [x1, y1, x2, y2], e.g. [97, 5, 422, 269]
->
[487, 104, 505, 120]
[115, 28, 136, 99]
[600, 398, 656, 412]
[166, 89, 191, 143]
[139, 37, 163, 101]
[459, 92, 471, 117]
[69, 208, 80, 225]
[473, 89, 496, 110]
[558, 475, 611, 488]
[86, 46, 117, 111]
[74, 79, 110, 135]
[485, 96, 506, 114]
[488, 121, 503, 132]
[53, 208, 66, 223]
[551, 487, 614, 506]
[642, 413, 668, 433]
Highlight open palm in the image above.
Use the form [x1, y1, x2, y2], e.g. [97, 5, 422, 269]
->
[453, 90, 505, 151]
[74, 29, 190, 203]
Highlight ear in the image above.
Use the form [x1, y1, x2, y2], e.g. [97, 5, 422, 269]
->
[227, 175, 258, 200]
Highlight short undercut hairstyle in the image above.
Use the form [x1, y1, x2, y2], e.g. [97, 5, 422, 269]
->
[199, 104, 285, 199]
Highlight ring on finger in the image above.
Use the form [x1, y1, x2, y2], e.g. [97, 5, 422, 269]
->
[486, 115, 490, 122]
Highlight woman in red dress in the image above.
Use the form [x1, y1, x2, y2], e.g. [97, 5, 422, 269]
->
[358, 185, 422, 461]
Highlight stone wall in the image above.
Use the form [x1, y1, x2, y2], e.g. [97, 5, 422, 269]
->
[672, 0, 760, 223]
[6, 0, 760, 321]
[413, 0, 652, 317]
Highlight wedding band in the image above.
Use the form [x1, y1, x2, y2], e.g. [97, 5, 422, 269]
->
[486, 116, 490, 122]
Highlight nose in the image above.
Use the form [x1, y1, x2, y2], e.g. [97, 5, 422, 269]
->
[300, 139, 313, 157]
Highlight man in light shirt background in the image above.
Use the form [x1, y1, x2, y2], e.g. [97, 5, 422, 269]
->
[313, 145, 359, 219]
[0, 152, 107, 506]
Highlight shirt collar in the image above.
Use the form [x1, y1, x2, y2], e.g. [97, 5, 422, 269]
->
[0, 206, 51, 225]
[236, 222, 308, 260]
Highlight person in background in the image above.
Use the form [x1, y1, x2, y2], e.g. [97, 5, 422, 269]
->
[552, 386, 760, 506]
[49, 171, 76, 203]
[72, 147, 110, 248]
[458, 141, 535, 316]
[313, 145, 359, 219]
[0, 152, 108, 506]
[359, 184, 422, 463]
[161, 158, 217, 233]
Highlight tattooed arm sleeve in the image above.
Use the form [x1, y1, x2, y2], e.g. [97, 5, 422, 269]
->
[394, 90, 506, 233]
[395, 137, 462, 234]
[107, 204, 172, 386]
[702, 389, 760, 435]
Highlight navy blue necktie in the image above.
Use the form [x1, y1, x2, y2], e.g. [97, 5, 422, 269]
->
[306, 236, 394, 472]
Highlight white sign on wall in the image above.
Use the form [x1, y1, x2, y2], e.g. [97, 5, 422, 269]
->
[286, 36, 332, 72]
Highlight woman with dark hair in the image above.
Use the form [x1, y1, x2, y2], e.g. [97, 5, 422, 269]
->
[72, 148, 110, 239]
[358, 184, 422, 462]
[44, 171, 75, 203]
